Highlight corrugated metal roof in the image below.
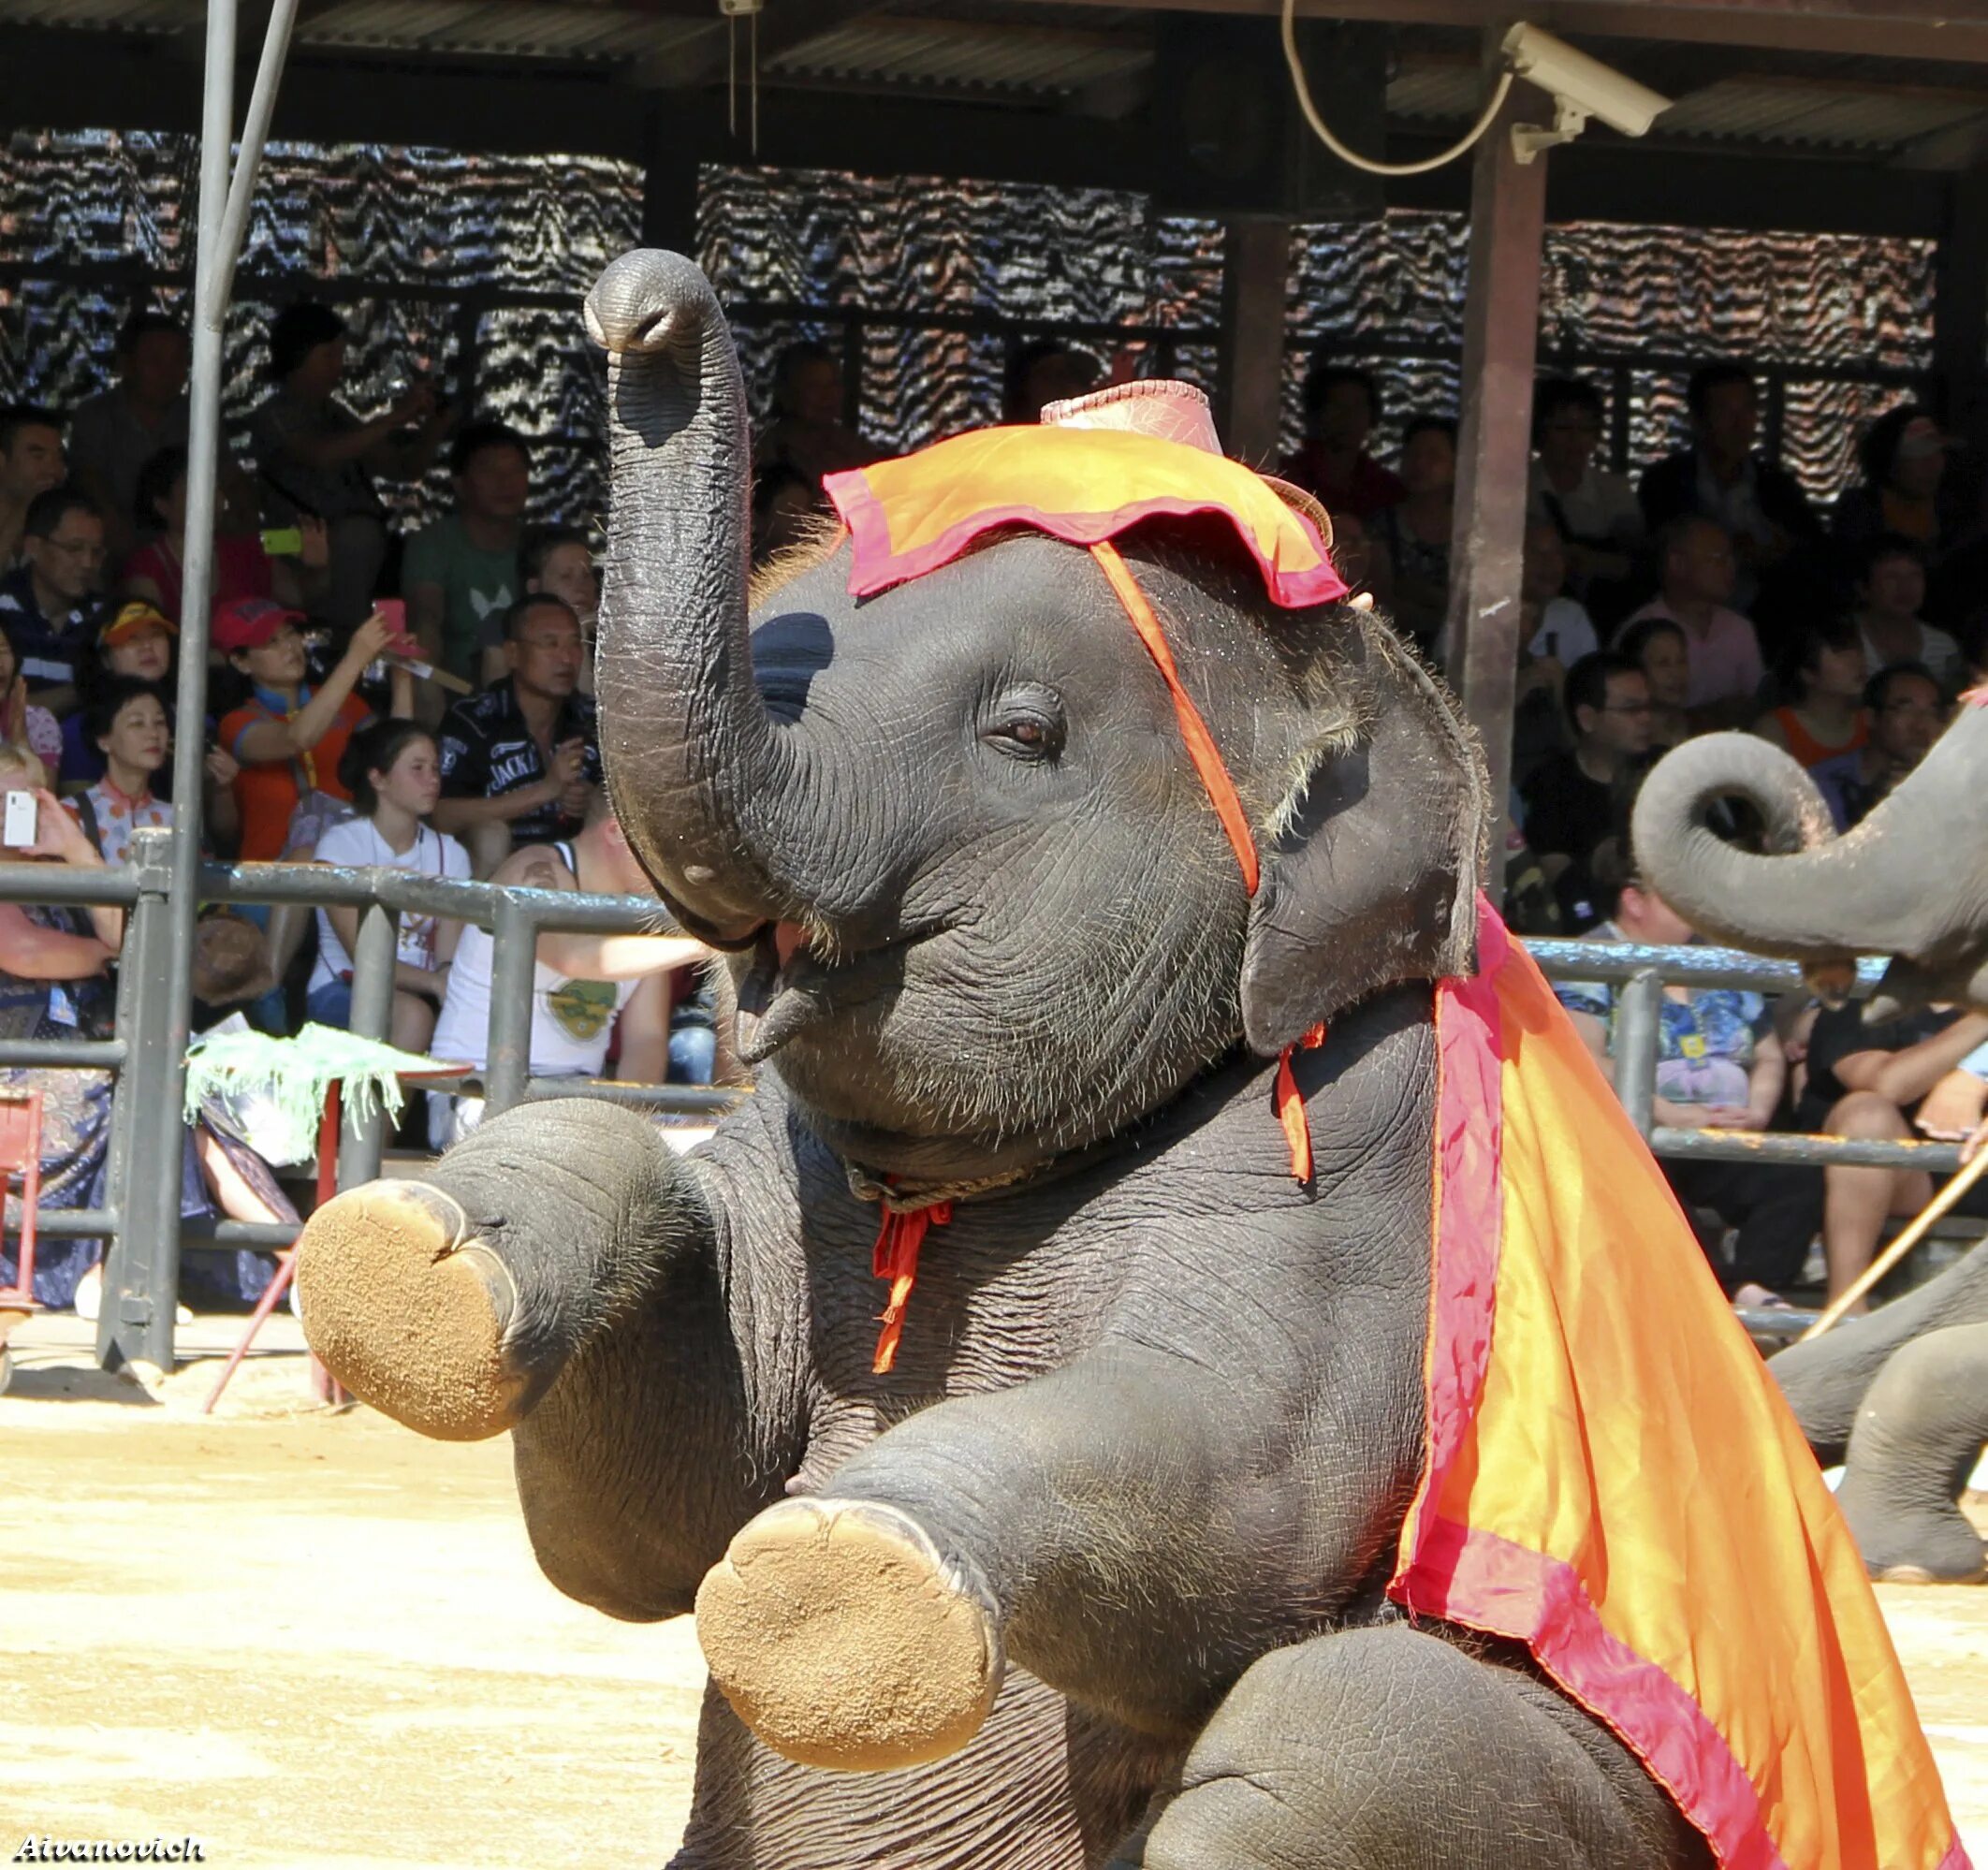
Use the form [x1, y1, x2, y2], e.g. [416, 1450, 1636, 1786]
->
[300, 0, 688, 59]
[769, 18, 1146, 94]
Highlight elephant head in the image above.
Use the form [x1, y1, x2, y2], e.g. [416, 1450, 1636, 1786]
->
[585, 250, 1486, 1178]
[1630, 709, 1988, 1015]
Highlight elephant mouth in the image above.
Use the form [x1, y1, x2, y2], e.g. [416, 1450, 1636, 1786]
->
[733, 919, 949, 1064]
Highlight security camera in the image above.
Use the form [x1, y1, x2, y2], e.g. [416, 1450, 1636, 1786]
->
[1501, 22, 1672, 141]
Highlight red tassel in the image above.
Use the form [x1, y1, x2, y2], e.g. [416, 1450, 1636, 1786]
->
[1274, 1023, 1329, 1184]
[870, 1200, 954, 1373]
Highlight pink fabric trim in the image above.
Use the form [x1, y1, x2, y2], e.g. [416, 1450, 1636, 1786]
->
[825, 474, 1350, 611]
[1405, 1518, 1790, 1870]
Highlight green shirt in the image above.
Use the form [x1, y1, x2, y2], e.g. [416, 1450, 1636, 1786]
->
[402, 515, 519, 678]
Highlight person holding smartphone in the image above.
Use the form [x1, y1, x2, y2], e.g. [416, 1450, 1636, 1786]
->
[214, 597, 413, 863]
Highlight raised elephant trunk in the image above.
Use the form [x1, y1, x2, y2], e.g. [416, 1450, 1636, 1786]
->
[584, 249, 794, 944]
[1631, 709, 1988, 1008]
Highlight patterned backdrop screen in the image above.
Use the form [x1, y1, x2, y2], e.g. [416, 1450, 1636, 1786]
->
[0, 135, 1940, 521]
[0, 129, 640, 532]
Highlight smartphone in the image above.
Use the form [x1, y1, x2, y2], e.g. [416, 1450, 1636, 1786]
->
[373, 599, 407, 633]
[3, 790, 37, 850]
[260, 526, 304, 557]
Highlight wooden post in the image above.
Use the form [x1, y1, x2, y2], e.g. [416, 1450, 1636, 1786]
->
[1444, 68, 1548, 869]
[1217, 216, 1290, 470]
[1934, 160, 1988, 456]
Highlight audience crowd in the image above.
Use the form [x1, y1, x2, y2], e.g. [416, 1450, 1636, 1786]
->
[2, 311, 1985, 1319]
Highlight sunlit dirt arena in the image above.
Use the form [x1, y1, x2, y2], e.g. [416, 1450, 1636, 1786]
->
[7, 1314, 1984, 1868]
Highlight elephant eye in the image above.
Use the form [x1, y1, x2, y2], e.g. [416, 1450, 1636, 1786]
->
[982, 701, 1064, 763]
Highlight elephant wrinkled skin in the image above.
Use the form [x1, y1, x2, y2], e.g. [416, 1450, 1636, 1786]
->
[1635, 728, 1988, 1585]
[294, 252, 1712, 1869]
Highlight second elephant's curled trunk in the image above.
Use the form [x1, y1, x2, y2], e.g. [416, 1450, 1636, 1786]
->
[1631, 709, 1988, 1010]
[585, 249, 797, 945]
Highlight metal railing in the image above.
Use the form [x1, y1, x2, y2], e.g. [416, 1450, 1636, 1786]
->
[0, 861, 1963, 1373]
[0, 828, 730, 1375]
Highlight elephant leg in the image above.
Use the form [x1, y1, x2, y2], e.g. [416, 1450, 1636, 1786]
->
[1834, 1321, 1988, 1585]
[694, 1338, 1422, 1772]
[1770, 1229, 1988, 1464]
[296, 1098, 790, 1617]
[1104, 1626, 1707, 1870]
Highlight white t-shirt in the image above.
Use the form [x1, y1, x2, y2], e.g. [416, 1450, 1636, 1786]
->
[309, 815, 471, 994]
[1528, 595, 1599, 665]
[1859, 620, 1963, 691]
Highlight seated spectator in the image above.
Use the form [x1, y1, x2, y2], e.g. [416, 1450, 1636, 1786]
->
[753, 342, 876, 489]
[434, 594, 598, 876]
[1527, 375, 1643, 623]
[1757, 618, 1869, 770]
[1003, 341, 1102, 426]
[215, 597, 411, 864]
[251, 301, 452, 632]
[122, 446, 328, 626]
[1849, 533, 1963, 693]
[0, 489, 110, 716]
[1791, 998, 1988, 1310]
[1616, 614, 1693, 752]
[59, 601, 175, 788]
[1511, 520, 1599, 784]
[751, 463, 824, 572]
[63, 678, 172, 866]
[66, 311, 190, 562]
[0, 618, 65, 780]
[0, 743, 124, 1308]
[425, 795, 709, 1148]
[1519, 651, 1650, 920]
[1280, 359, 1406, 526]
[307, 720, 470, 1052]
[1373, 415, 1455, 650]
[1637, 362, 1821, 622]
[0, 405, 66, 571]
[1557, 864, 1820, 1308]
[1832, 404, 1959, 562]
[1809, 662, 1945, 831]
[491, 526, 602, 692]
[405, 420, 529, 685]
[1617, 517, 1762, 728]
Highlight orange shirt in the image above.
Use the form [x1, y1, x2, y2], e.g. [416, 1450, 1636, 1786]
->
[221, 690, 369, 862]
[1768, 704, 1868, 770]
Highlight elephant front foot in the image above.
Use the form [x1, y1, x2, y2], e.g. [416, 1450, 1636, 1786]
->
[295, 1181, 525, 1440]
[695, 1497, 1005, 1771]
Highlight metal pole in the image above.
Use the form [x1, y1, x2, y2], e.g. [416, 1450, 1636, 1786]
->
[483, 894, 537, 1117]
[123, 0, 297, 1372]
[338, 901, 398, 1188]
[1615, 968, 1662, 1141]
[100, 829, 183, 1375]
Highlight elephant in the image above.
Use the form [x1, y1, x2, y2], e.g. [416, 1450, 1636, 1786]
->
[1633, 726, 1988, 1585]
[287, 251, 1943, 1870]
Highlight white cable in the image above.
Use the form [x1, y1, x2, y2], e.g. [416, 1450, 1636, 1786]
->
[1280, 0, 1515, 179]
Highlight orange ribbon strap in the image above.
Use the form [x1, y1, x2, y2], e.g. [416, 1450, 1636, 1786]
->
[1274, 1023, 1329, 1182]
[1089, 541, 1261, 898]
[870, 1201, 954, 1374]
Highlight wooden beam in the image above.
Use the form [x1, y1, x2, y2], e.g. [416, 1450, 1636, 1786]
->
[1216, 218, 1289, 469]
[1935, 163, 1988, 451]
[1445, 68, 1549, 868]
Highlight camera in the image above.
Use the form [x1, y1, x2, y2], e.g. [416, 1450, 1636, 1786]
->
[1501, 23, 1672, 141]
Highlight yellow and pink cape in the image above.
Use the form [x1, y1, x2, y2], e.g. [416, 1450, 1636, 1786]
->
[822, 392, 1970, 1869]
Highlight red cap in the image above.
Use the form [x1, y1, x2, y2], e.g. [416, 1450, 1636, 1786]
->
[212, 595, 303, 654]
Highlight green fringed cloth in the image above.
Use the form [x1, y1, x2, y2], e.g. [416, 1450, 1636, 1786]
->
[184, 1024, 440, 1167]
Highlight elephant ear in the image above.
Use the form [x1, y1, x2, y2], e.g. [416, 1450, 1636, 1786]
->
[1239, 623, 1488, 1054]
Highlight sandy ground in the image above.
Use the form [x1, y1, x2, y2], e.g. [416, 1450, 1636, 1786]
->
[4, 1314, 1985, 1868]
